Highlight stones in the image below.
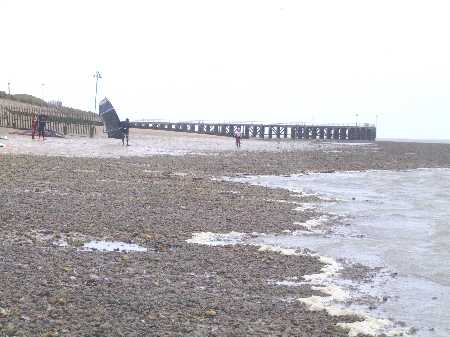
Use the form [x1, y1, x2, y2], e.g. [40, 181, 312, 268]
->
[204, 309, 217, 317]
[2, 323, 17, 336]
[47, 296, 66, 306]
[142, 233, 154, 241]
[42, 330, 59, 337]
[408, 327, 418, 334]
[0, 307, 9, 318]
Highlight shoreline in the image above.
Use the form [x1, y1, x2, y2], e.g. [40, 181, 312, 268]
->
[1, 133, 450, 336]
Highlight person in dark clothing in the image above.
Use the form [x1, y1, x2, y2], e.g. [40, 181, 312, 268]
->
[31, 115, 38, 139]
[235, 127, 241, 148]
[121, 118, 130, 146]
[38, 115, 47, 140]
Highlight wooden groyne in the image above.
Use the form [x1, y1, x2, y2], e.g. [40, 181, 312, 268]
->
[0, 99, 102, 136]
[130, 121, 376, 141]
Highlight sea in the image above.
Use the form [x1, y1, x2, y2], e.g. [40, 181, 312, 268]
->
[378, 138, 450, 144]
[232, 168, 450, 337]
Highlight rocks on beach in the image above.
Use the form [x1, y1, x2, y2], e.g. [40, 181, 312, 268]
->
[2, 131, 450, 337]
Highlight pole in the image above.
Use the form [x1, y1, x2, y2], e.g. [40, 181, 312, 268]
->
[94, 71, 102, 114]
[94, 77, 98, 112]
[7, 82, 10, 95]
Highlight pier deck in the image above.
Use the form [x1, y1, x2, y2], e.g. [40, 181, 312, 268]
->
[130, 121, 376, 141]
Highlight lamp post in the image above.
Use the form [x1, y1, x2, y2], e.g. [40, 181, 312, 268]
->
[375, 114, 378, 128]
[355, 113, 359, 126]
[93, 71, 102, 113]
[7, 82, 10, 95]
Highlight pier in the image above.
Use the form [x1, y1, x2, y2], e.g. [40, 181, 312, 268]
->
[130, 121, 376, 141]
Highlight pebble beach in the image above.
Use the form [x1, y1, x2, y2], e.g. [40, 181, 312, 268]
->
[1, 128, 450, 337]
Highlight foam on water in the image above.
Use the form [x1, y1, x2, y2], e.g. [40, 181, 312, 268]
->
[82, 240, 147, 252]
[53, 239, 69, 247]
[186, 231, 248, 246]
[258, 244, 300, 256]
[50, 235, 148, 253]
[293, 216, 330, 233]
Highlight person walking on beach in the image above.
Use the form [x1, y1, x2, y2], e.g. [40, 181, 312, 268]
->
[121, 118, 130, 146]
[31, 115, 38, 139]
[235, 127, 241, 148]
[38, 115, 47, 140]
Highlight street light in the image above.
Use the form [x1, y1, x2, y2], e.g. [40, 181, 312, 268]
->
[41, 83, 45, 101]
[93, 71, 102, 113]
[355, 113, 359, 126]
[7, 82, 10, 95]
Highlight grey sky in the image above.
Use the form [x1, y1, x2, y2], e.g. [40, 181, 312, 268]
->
[1, 0, 449, 139]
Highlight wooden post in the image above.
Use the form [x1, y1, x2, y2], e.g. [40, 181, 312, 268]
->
[332, 128, 337, 140]
[344, 128, 349, 140]
[319, 127, 325, 139]
[244, 126, 249, 139]
[306, 127, 311, 139]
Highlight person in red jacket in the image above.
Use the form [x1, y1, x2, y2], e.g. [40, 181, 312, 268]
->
[31, 115, 38, 139]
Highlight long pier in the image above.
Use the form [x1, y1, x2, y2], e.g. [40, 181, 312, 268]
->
[130, 121, 376, 141]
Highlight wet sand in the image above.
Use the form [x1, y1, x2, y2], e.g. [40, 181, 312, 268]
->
[1, 129, 450, 337]
[0, 127, 320, 157]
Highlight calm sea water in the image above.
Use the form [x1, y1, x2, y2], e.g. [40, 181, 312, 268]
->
[235, 169, 450, 337]
[378, 138, 450, 144]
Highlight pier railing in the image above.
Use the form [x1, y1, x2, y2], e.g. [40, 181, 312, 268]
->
[130, 121, 376, 141]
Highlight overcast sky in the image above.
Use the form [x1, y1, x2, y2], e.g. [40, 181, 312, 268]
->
[1, 0, 449, 139]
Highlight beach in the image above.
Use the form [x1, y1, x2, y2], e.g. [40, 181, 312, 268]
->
[1, 128, 450, 337]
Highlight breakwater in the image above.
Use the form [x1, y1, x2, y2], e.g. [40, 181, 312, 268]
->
[0, 99, 102, 136]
